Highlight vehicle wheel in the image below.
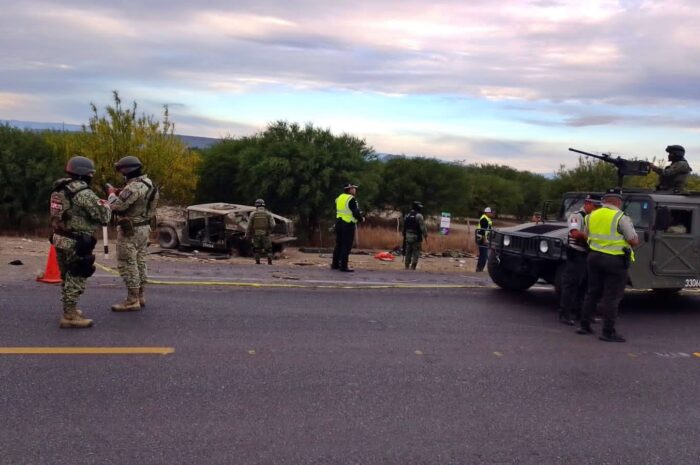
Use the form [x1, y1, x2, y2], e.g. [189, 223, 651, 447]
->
[487, 252, 538, 291]
[157, 226, 179, 249]
[229, 239, 253, 257]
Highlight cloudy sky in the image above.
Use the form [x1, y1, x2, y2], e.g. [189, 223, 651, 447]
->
[2, 0, 700, 172]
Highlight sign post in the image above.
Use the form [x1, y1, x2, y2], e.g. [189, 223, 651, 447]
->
[440, 212, 451, 235]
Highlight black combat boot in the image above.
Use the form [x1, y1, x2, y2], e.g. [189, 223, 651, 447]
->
[267, 256, 273, 265]
[576, 322, 594, 335]
[599, 328, 626, 342]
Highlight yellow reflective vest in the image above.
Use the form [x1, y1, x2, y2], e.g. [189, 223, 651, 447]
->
[336, 193, 357, 224]
[587, 206, 634, 260]
[476, 214, 493, 243]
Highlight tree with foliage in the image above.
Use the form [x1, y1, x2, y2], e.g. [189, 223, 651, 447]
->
[0, 124, 63, 228]
[44, 91, 200, 204]
[197, 121, 377, 239]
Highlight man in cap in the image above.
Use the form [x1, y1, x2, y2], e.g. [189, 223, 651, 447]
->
[652, 145, 692, 192]
[107, 155, 159, 312]
[558, 194, 602, 325]
[246, 198, 276, 265]
[331, 183, 365, 272]
[475, 207, 493, 272]
[403, 201, 428, 270]
[577, 188, 639, 342]
[50, 156, 111, 328]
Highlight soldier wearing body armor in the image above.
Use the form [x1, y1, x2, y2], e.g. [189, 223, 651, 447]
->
[246, 199, 276, 265]
[652, 145, 692, 192]
[403, 201, 428, 270]
[50, 156, 111, 328]
[107, 156, 159, 312]
[558, 194, 601, 326]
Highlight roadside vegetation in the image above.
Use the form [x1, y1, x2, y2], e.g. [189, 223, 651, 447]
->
[2, 91, 698, 242]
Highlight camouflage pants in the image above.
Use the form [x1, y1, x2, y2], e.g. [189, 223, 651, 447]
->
[405, 239, 422, 268]
[55, 246, 87, 308]
[252, 234, 273, 259]
[117, 225, 150, 289]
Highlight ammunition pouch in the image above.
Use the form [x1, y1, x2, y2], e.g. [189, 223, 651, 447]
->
[118, 217, 135, 236]
[71, 254, 96, 278]
[74, 234, 97, 257]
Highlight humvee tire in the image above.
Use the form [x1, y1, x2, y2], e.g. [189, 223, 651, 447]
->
[487, 252, 538, 291]
[158, 226, 179, 249]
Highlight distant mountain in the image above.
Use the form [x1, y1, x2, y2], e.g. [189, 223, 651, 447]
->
[1, 119, 219, 149]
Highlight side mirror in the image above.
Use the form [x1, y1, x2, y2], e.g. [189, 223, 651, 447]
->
[654, 206, 671, 231]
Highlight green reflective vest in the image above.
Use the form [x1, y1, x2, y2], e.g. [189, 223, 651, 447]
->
[336, 193, 357, 223]
[587, 206, 632, 259]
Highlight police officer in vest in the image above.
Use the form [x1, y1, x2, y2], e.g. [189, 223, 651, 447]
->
[107, 155, 159, 312]
[246, 198, 276, 265]
[577, 188, 639, 342]
[558, 194, 602, 325]
[50, 156, 111, 328]
[403, 201, 428, 270]
[331, 183, 365, 272]
[652, 145, 692, 192]
[475, 207, 493, 272]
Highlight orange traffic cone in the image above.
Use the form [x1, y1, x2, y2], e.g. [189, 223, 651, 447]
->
[37, 245, 62, 284]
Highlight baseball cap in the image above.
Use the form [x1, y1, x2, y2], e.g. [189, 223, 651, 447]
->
[343, 183, 359, 190]
[603, 188, 623, 200]
[584, 194, 603, 206]
[484, 207, 492, 213]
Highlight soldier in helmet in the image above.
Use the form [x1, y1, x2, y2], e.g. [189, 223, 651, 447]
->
[652, 145, 692, 192]
[50, 156, 111, 328]
[403, 201, 428, 270]
[246, 198, 276, 265]
[107, 155, 159, 312]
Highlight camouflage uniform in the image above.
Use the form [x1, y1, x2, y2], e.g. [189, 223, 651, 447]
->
[246, 207, 276, 264]
[51, 179, 111, 311]
[403, 209, 428, 270]
[653, 159, 692, 191]
[109, 175, 158, 309]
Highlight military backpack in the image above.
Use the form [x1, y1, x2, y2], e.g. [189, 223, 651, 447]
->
[50, 179, 89, 231]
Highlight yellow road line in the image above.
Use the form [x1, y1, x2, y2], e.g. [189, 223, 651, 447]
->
[0, 347, 174, 355]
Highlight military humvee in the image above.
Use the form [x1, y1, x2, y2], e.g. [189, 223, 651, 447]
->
[157, 203, 297, 256]
[484, 190, 700, 293]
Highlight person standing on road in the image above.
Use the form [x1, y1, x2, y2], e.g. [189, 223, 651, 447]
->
[246, 198, 276, 265]
[107, 155, 158, 312]
[475, 207, 493, 272]
[331, 183, 365, 272]
[558, 194, 602, 326]
[652, 145, 692, 192]
[576, 188, 639, 342]
[50, 156, 111, 328]
[403, 201, 428, 270]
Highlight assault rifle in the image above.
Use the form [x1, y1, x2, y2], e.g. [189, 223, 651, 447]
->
[568, 148, 652, 187]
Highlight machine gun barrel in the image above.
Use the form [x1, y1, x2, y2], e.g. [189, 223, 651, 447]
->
[568, 147, 651, 187]
[568, 148, 617, 164]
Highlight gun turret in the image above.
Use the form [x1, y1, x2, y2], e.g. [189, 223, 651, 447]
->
[568, 148, 652, 187]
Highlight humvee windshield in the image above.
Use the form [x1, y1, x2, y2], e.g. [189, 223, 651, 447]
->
[559, 194, 653, 229]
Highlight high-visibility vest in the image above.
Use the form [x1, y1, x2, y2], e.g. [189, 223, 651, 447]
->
[587, 207, 633, 260]
[477, 214, 493, 242]
[336, 193, 357, 223]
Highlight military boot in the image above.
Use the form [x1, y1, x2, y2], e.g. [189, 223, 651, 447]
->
[599, 328, 626, 343]
[111, 288, 141, 312]
[138, 286, 146, 307]
[576, 322, 594, 335]
[255, 254, 261, 265]
[60, 306, 93, 329]
[267, 255, 273, 265]
[410, 263, 417, 270]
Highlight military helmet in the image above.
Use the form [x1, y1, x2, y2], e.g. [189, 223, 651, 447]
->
[65, 156, 96, 177]
[114, 155, 143, 174]
[255, 198, 265, 207]
[665, 145, 685, 155]
[412, 200, 423, 211]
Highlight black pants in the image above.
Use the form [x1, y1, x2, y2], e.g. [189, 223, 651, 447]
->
[332, 220, 356, 269]
[581, 252, 628, 331]
[559, 249, 588, 319]
[476, 245, 489, 271]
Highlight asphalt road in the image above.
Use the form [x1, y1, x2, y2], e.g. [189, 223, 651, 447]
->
[1, 262, 699, 465]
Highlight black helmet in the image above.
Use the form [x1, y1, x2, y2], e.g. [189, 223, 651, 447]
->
[665, 145, 685, 155]
[255, 198, 265, 207]
[65, 156, 96, 177]
[412, 201, 423, 211]
[114, 155, 143, 174]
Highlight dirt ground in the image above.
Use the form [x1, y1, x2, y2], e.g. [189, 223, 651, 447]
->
[0, 235, 480, 276]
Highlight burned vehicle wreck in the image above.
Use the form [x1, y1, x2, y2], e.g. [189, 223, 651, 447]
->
[157, 203, 296, 256]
